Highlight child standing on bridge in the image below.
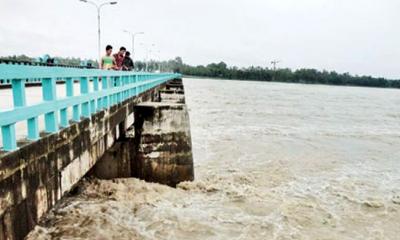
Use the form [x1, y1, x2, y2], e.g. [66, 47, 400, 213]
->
[101, 45, 116, 70]
[122, 51, 134, 71]
[113, 47, 126, 70]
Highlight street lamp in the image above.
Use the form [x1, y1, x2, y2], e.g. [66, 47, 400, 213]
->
[270, 60, 281, 81]
[146, 44, 156, 72]
[79, 0, 118, 68]
[123, 30, 144, 64]
[155, 50, 161, 72]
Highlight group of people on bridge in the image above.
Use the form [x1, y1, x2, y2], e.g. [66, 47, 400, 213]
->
[101, 45, 134, 71]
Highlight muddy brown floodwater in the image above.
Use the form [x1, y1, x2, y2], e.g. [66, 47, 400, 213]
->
[27, 78, 400, 240]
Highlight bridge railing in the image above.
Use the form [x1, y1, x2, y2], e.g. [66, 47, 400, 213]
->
[0, 63, 180, 152]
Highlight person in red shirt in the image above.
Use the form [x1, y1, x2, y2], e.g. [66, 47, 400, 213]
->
[113, 47, 126, 70]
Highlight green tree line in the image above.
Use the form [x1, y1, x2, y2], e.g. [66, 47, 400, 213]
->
[0, 55, 97, 67]
[176, 61, 400, 89]
[139, 57, 400, 89]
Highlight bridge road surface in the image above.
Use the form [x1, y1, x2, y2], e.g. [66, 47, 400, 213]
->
[0, 82, 131, 149]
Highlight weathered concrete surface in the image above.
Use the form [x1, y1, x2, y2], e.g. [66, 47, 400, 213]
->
[159, 89, 185, 104]
[166, 81, 184, 91]
[95, 78, 194, 186]
[0, 83, 163, 240]
[159, 79, 186, 104]
[133, 101, 194, 187]
[90, 139, 134, 180]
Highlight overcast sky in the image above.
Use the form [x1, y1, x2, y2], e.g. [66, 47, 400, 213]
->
[0, 0, 399, 78]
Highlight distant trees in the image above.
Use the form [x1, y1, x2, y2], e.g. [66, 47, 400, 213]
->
[1, 55, 399, 89]
[0, 55, 97, 67]
[54, 57, 97, 67]
[178, 60, 400, 89]
[1, 54, 33, 62]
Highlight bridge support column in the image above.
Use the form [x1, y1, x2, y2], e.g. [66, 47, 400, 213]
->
[92, 140, 134, 179]
[133, 100, 194, 187]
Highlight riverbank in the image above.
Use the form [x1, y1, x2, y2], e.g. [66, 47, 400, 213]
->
[183, 75, 400, 90]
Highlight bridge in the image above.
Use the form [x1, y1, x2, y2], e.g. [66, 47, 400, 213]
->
[0, 63, 194, 239]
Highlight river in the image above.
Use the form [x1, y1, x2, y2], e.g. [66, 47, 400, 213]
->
[27, 78, 400, 240]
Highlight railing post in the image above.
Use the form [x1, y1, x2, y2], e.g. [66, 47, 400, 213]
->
[129, 75, 135, 97]
[122, 76, 127, 100]
[143, 75, 146, 91]
[65, 77, 80, 122]
[93, 76, 99, 91]
[92, 76, 99, 113]
[1, 125, 17, 151]
[1, 78, 27, 150]
[12, 79, 26, 107]
[42, 77, 58, 133]
[60, 77, 72, 128]
[97, 77, 103, 111]
[141, 75, 144, 93]
[126, 75, 131, 99]
[27, 117, 39, 140]
[124, 76, 129, 100]
[115, 76, 122, 103]
[136, 75, 140, 96]
[145, 75, 149, 90]
[80, 77, 90, 118]
[60, 108, 68, 128]
[144, 75, 148, 91]
[109, 76, 115, 106]
[101, 76, 109, 109]
[66, 77, 74, 97]
[12, 80, 39, 141]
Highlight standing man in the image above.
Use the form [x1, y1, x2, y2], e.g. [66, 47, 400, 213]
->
[101, 45, 116, 70]
[113, 46, 126, 70]
[122, 51, 134, 71]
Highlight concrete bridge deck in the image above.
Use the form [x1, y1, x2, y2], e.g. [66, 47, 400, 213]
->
[0, 64, 194, 240]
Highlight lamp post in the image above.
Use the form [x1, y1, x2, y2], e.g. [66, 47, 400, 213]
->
[146, 44, 156, 72]
[155, 50, 162, 72]
[271, 60, 280, 81]
[79, 0, 117, 68]
[123, 30, 144, 64]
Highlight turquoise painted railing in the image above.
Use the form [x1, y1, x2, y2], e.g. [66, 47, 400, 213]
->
[0, 63, 180, 151]
[0, 77, 66, 87]
[0, 78, 40, 86]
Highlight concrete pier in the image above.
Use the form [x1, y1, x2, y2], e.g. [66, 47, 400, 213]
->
[133, 101, 194, 187]
[94, 78, 194, 187]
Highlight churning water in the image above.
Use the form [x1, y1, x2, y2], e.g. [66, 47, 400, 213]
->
[28, 78, 400, 240]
